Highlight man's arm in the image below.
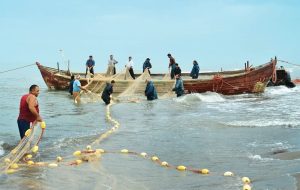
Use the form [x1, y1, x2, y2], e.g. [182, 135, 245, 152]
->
[27, 95, 42, 122]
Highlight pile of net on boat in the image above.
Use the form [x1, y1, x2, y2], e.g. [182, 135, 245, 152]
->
[81, 68, 176, 103]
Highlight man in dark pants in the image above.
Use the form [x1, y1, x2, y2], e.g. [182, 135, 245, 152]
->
[126, 56, 135, 79]
[172, 74, 185, 97]
[145, 79, 158, 101]
[17, 85, 42, 139]
[143, 58, 152, 74]
[101, 80, 115, 105]
[86, 55, 95, 77]
[69, 75, 75, 95]
[167, 53, 176, 79]
[174, 63, 181, 76]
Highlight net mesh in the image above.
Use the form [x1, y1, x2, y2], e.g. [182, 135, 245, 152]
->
[0, 122, 44, 173]
[79, 65, 176, 103]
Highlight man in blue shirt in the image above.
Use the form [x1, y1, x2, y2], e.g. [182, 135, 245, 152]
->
[172, 74, 185, 97]
[86, 55, 95, 78]
[190, 60, 200, 79]
[143, 58, 152, 74]
[145, 79, 158, 101]
[73, 75, 87, 103]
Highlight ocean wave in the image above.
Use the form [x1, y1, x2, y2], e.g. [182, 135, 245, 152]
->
[174, 92, 226, 103]
[0, 141, 4, 156]
[225, 119, 300, 128]
[248, 154, 273, 162]
[248, 141, 292, 152]
[265, 86, 294, 95]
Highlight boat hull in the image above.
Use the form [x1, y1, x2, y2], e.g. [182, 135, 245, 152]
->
[36, 59, 276, 95]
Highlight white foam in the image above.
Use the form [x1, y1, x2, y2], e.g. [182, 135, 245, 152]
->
[248, 141, 292, 151]
[0, 141, 4, 156]
[249, 154, 273, 162]
[265, 86, 293, 95]
[174, 92, 226, 103]
[226, 119, 300, 128]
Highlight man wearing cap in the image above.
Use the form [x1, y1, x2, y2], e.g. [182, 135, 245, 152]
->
[143, 58, 152, 74]
[86, 55, 95, 78]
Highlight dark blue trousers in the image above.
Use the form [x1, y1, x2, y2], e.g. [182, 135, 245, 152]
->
[17, 119, 30, 139]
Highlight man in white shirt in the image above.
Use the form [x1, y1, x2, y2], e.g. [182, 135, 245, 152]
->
[108, 55, 118, 75]
[126, 56, 135, 79]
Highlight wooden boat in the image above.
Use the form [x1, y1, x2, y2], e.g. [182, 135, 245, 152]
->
[36, 57, 276, 95]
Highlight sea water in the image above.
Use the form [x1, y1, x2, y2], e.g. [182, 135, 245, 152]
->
[1, 71, 300, 190]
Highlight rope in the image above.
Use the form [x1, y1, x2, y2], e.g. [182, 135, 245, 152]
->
[271, 61, 277, 83]
[0, 63, 36, 74]
[278, 60, 300, 67]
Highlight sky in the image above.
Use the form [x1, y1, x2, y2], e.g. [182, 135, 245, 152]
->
[0, 0, 300, 78]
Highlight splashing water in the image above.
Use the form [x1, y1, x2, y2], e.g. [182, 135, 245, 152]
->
[0, 142, 4, 157]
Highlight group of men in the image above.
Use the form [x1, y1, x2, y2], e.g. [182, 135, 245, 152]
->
[78, 53, 201, 102]
[16, 54, 199, 139]
[85, 54, 199, 80]
[86, 55, 153, 80]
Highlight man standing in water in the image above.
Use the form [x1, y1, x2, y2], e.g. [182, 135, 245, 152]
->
[86, 55, 95, 78]
[17, 85, 42, 139]
[101, 80, 115, 105]
[167, 53, 176, 79]
[172, 74, 185, 97]
[73, 75, 88, 103]
[145, 79, 158, 101]
[69, 75, 75, 95]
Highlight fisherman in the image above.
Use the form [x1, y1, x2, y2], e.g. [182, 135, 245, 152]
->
[143, 58, 152, 74]
[73, 75, 88, 103]
[145, 79, 158, 101]
[172, 74, 185, 97]
[107, 54, 118, 75]
[167, 53, 176, 79]
[86, 55, 95, 78]
[126, 56, 135, 79]
[17, 85, 42, 139]
[174, 63, 181, 76]
[69, 75, 75, 95]
[190, 60, 200, 79]
[101, 80, 115, 105]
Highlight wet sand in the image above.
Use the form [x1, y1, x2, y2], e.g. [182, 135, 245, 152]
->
[294, 173, 300, 190]
[273, 151, 300, 160]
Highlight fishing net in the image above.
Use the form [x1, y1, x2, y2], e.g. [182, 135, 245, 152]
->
[79, 64, 177, 103]
[105, 63, 115, 76]
[162, 73, 171, 80]
[0, 122, 45, 173]
[116, 69, 151, 102]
